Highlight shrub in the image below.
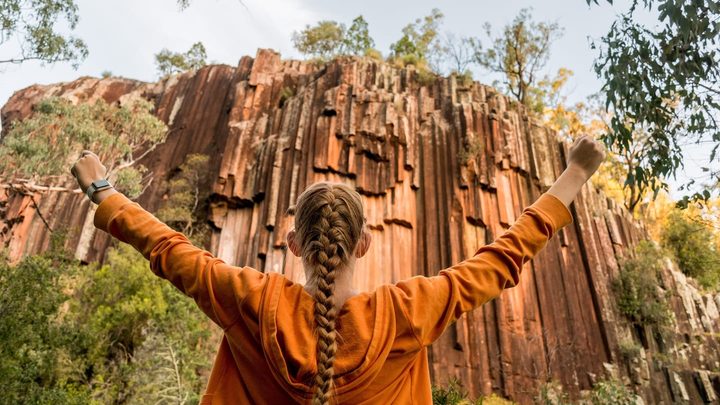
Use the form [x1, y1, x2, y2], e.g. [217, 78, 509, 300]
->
[612, 241, 672, 328]
[432, 379, 516, 405]
[458, 137, 484, 166]
[618, 339, 642, 362]
[432, 379, 471, 405]
[278, 86, 295, 108]
[454, 70, 474, 88]
[0, 232, 92, 404]
[535, 381, 571, 405]
[589, 379, 635, 405]
[661, 209, 720, 290]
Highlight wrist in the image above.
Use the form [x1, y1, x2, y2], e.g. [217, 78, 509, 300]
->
[93, 187, 119, 205]
[565, 163, 593, 182]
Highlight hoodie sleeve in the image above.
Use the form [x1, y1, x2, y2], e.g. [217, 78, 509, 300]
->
[390, 192, 573, 346]
[93, 192, 266, 329]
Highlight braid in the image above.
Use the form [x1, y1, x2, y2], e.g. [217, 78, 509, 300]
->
[293, 182, 365, 405]
[310, 202, 343, 405]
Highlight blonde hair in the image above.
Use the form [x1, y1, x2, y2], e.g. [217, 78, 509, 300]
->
[293, 181, 365, 405]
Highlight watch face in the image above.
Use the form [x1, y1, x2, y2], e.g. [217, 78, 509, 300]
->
[93, 179, 110, 188]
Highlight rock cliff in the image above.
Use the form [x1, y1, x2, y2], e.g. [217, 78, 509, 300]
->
[2, 49, 719, 403]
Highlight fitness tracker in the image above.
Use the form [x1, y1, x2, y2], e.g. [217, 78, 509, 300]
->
[86, 179, 113, 202]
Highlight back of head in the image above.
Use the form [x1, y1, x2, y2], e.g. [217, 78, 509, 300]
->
[293, 181, 365, 405]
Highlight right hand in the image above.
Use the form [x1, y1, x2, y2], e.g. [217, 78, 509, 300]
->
[70, 150, 107, 193]
[567, 135, 606, 180]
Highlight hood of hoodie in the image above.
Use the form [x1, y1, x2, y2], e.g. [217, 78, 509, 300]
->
[258, 272, 398, 403]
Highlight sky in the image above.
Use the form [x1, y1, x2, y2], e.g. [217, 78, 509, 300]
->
[0, 0, 707, 198]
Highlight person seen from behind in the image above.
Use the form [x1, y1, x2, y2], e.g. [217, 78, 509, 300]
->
[70, 135, 605, 404]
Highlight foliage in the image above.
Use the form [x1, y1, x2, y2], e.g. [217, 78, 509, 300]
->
[477, 394, 515, 405]
[344, 16, 375, 56]
[293, 21, 344, 61]
[589, 379, 636, 405]
[71, 243, 216, 404]
[0, 97, 167, 199]
[432, 379, 469, 405]
[156, 153, 212, 246]
[587, 0, 720, 207]
[455, 70, 474, 88]
[432, 378, 481, 405]
[432, 379, 515, 405]
[278, 86, 295, 107]
[474, 8, 563, 110]
[533, 70, 648, 213]
[0, 0, 88, 67]
[155, 41, 207, 77]
[612, 240, 672, 327]
[535, 380, 571, 405]
[661, 208, 720, 290]
[0, 232, 92, 404]
[458, 134, 484, 166]
[292, 15, 375, 61]
[617, 338, 642, 362]
[0, 0, 194, 67]
[439, 33, 479, 76]
[0, 231, 217, 404]
[390, 8, 444, 70]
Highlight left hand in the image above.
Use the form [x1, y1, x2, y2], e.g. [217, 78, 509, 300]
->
[70, 150, 107, 193]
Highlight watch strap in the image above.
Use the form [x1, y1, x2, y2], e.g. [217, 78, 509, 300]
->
[86, 179, 112, 200]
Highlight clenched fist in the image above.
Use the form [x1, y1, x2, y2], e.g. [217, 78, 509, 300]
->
[567, 135, 606, 180]
[70, 150, 107, 194]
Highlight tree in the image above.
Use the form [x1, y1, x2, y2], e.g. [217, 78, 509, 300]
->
[156, 153, 212, 246]
[389, 8, 444, 70]
[69, 243, 217, 403]
[0, 233, 218, 403]
[0, 232, 91, 404]
[293, 21, 344, 61]
[587, 0, 720, 207]
[474, 8, 563, 110]
[439, 33, 479, 75]
[537, 70, 654, 213]
[0, 0, 88, 67]
[0, 0, 194, 67]
[292, 16, 375, 61]
[155, 41, 207, 77]
[0, 97, 167, 199]
[612, 240, 672, 328]
[661, 207, 720, 290]
[343, 16, 375, 56]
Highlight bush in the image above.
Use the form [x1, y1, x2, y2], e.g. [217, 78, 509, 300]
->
[432, 379, 515, 405]
[0, 233, 93, 404]
[661, 209, 720, 290]
[618, 339, 642, 362]
[535, 381, 571, 405]
[454, 70, 474, 88]
[612, 241, 672, 328]
[589, 379, 635, 405]
[0, 231, 217, 403]
[432, 379, 472, 405]
[458, 137, 484, 166]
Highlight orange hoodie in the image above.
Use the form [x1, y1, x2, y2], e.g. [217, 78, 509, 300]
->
[94, 191, 572, 404]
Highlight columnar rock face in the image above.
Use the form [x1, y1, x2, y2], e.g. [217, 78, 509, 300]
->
[2, 49, 719, 403]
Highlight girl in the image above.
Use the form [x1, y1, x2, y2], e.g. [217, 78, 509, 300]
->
[71, 136, 605, 404]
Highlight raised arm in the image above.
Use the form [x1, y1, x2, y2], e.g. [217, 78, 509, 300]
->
[391, 136, 605, 346]
[71, 151, 265, 329]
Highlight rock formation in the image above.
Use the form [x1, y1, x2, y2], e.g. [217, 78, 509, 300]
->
[2, 49, 719, 403]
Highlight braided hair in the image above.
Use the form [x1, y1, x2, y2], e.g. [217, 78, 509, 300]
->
[293, 181, 365, 405]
